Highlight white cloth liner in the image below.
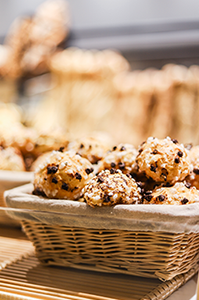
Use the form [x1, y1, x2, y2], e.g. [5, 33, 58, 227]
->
[4, 183, 199, 234]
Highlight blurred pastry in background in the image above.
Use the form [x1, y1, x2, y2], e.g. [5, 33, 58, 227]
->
[0, 102, 69, 171]
[31, 47, 130, 139]
[0, 146, 25, 172]
[0, 102, 22, 125]
[112, 70, 154, 145]
[3, 0, 70, 79]
[0, 45, 17, 102]
[162, 64, 196, 144]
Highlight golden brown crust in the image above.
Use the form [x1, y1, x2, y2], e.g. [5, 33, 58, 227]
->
[98, 143, 138, 175]
[33, 150, 95, 200]
[142, 182, 199, 205]
[68, 136, 109, 164]
[136, 137, 190, 184]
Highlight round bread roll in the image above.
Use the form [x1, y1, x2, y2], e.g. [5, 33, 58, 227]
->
[98, 143, 138, 175]
[136, 136, 190, 184]
[83, 169, 141, 208]
[142, 182, 199, 205]
[68, 136, 109, 164]
[33, 150, 95, 200]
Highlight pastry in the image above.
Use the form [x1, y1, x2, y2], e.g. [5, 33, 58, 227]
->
[83, 169, 141, 208]
[142, 182, 199, 205]
[33, 150, 95, 200]
[185, 145, 199, 189]
[30, 151, 52, 172]
[136, 136, 190, 184]
[0, 146, 25, 171]
[67, 135, 110, 164]
[98, 143, 138, 175]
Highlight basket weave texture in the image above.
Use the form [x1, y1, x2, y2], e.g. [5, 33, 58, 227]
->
[21, 220, 199, 281]
[4, 183, 199, 281]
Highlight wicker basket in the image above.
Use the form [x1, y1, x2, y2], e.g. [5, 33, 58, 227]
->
[4, 183, 199, 281]
[0, 171, 33, 226]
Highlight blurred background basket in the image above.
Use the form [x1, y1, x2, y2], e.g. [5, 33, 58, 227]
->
[4, 183, 199, 281]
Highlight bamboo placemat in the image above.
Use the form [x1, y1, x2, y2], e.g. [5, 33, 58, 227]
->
[0, 228, 198, 300]
[0, 253, 198, 299]
[0, 227, 34, 268]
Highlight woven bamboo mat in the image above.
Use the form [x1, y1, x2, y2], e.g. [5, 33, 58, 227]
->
[0, 228, 198, 300]
[0, 227, 34, 267]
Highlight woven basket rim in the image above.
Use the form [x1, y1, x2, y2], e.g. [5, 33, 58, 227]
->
[4, 183, 199, 234]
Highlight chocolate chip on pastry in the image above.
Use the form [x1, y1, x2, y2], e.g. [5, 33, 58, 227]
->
[33, 150, 95, 200]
